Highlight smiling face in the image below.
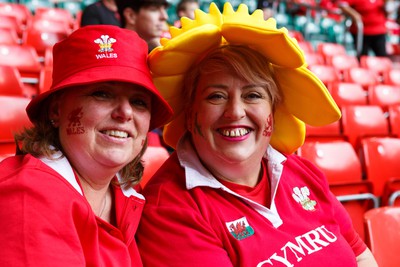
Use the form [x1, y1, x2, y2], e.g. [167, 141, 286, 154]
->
[183, 45, 281, 185]
[50, 82, 152, 178]
[188, 71, 273, 172]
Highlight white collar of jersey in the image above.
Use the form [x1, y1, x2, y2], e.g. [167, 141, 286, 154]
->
[38, 148, 144, 200]
[177, 132, 286, 227]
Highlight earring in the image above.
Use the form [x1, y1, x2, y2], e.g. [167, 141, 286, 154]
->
[50, 119, 56, 127]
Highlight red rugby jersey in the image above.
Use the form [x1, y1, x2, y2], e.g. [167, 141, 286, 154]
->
[137, 137, 366, 267]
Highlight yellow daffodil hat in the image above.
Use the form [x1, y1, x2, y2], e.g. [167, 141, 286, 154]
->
[149, 2, 341, 154]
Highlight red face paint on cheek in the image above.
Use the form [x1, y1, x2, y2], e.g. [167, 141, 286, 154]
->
[66, 107, 85, 135]
[263, 114, 273, 137]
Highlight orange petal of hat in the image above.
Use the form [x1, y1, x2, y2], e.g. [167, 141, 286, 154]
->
[149, 2, 341, 153]
[26, 25, 173, 130]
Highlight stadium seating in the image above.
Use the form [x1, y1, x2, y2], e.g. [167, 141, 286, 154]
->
[343, 67, 379, 90]
[304, 52, 325, 66]
[0, 3, 31, 28]
[364, 206, 400, 267]
[360, 137, 400, 198]
[305, 120, 342, 139]
[0, 95, 32, 160]
[34, 7, 75, 30]
[0, 14, 24, 39]
[140, 146, 170, 189]
[0, 43, 41, 76]
[0, 27, 19, 45]
[360, 55, 393, 82]
[330, 54, 359, 81]
[0, 65, 26, 97]
[308, 64, 340, 90]
[382, 178, 400, 206]
[24, 30, 67, 58]
[384, 68, 400, 86]
[29, 16, 72, 35]
[330, 82, 367, 108]
[341, 105, 389, 150]
[388, 104, 400, 137]
[368, 84, 400, 111]
[317, 42, 347, 64]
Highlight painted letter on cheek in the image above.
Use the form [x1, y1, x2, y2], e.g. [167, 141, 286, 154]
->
[263, 114, 273, 137]
[66, 107, 85, 135]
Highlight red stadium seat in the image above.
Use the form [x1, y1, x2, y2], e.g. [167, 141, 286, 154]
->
[360, 137, 400, 197]
[0, 15, 23, 39]
[360, 55, 393, 82]
[297, 41, 314, 53]
[34, 7, 75, 30]
[0, 28, 19, 45]
[364, 206, 400, 267]
[0, 65, 26, 97]
[330, 82, 367, 108]
[341, 105, 389, 150]
[38, 65, 52, 93]
[384, 69, 400, 86]
[305, 120, 342, 139]
[330, 54, 359, 81]
[317, 42, 347, 65]
[388, 104, 400, 137]
[140, 146, 170, 189]
[24, 30, 67, 58]
[0, 44, 42, 87]
[304, 52, 325, 66]
[0, 3, 31, 29]
[368, 84, 400, 111]
[29, 16, 71, 35]
[343, 67, 379, 90]
[0, 95, 32, 160]
[308, 64, 340, 90]
[298, 139, 363, 184]
[382, 178, 400, 206]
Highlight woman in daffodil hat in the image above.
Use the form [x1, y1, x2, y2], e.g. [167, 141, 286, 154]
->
[137, 3, 378, 266]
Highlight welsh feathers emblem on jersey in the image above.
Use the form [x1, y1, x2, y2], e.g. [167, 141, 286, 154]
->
[292, 186, 317, 211]
[226, 217, 254, 240]
[94, 35, 116, 53]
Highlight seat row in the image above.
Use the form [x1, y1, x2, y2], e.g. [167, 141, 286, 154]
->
[297, 136, 400, 243]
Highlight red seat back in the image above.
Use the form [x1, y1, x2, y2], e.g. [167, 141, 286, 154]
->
[368, 84, 400, 111]
[361, 137, 400, 197]
[364, 207, 400, 267]
[341, 105, 389, 150]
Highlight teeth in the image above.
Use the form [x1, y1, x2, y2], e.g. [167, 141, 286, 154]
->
[221, 128, 249, 137]
[103, 130, 128, 138]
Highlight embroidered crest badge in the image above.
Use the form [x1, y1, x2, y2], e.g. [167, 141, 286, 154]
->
[292, 186, 317, 211]
[226, 217, 255, 240]
[94, 35, 116, 52]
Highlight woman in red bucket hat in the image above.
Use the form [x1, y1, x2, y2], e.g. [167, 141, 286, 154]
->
[0, 25, 172, 266]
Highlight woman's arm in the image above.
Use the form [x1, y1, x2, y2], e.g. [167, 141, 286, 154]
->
[356, 247, 378, 267]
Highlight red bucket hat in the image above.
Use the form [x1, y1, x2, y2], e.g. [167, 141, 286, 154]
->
[26, 25, 173, 130]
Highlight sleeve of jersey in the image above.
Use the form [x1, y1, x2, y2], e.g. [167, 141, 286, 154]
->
[297, 156, 367, 257]
[137, 183, 234, 267]
[0, 166, 88, 266]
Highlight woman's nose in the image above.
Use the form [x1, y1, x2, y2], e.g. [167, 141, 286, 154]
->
[223, 98, 246, 120]
[112, 98, 133, 122]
